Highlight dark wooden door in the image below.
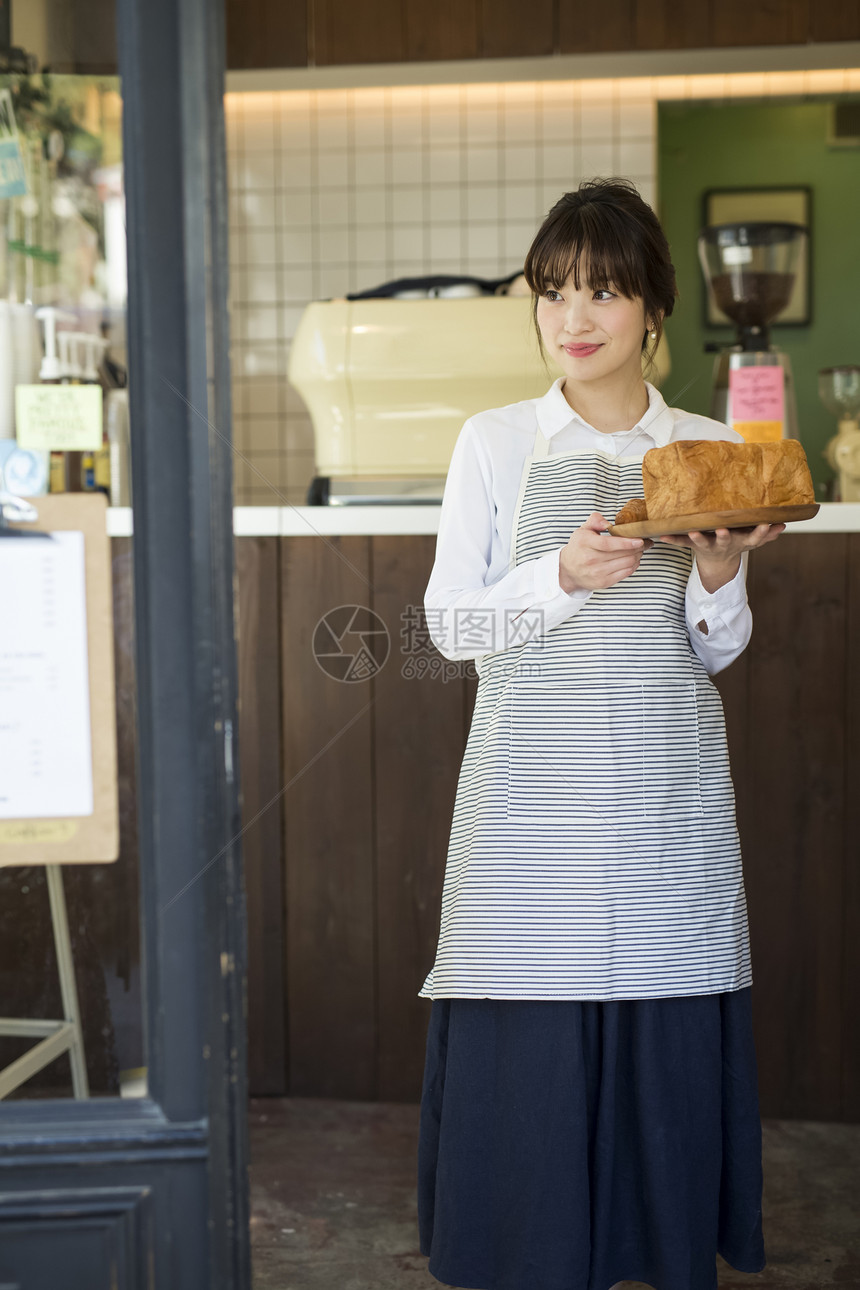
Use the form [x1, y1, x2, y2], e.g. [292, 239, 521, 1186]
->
[0, 0, 251, 1286]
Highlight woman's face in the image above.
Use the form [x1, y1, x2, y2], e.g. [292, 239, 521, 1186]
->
[535, 273, 651, 390]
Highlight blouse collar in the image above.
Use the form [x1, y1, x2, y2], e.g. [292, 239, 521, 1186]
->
[535, 377, 676, 447]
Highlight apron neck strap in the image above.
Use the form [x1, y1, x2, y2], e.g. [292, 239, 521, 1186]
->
[533, 427, 551, 459]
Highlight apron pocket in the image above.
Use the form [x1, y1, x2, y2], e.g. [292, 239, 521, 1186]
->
[505, 680, 704, 826]
[641, 680, 705, 822]
[506, 682, 647, 826]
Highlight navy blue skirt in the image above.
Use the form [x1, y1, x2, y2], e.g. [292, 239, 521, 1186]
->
[418, 990, 765, 1290]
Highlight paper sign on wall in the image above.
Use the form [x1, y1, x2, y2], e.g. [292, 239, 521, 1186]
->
[0, 89, 27, 199]
[729, 366, 785, 443]
[15, 384, 104, 451]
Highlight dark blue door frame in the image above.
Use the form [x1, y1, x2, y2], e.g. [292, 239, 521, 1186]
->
[0, 0, 251, 1284]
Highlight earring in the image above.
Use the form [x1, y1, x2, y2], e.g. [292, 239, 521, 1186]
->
[649, 328, 657, 338]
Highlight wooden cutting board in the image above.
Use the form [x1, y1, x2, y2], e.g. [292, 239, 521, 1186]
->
[608, 503, 820, 538]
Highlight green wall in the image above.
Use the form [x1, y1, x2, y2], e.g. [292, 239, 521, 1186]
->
[658, 99, 860, 499]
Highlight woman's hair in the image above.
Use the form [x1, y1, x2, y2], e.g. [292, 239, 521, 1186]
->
[523, 178, 678, 369]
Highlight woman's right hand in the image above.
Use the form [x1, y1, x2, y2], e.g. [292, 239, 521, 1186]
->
[558, 512, 647, 594]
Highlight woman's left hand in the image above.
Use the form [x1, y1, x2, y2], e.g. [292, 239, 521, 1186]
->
[657, 522, 785, 593]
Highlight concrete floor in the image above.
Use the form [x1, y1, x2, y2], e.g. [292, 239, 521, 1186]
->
[249, 1099, 860, 1290]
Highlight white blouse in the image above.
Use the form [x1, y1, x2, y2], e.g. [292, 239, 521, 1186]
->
[425, 379, 752, 674]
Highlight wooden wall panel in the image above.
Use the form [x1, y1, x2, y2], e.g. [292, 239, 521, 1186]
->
[406, 0, 480, 61]
[558, 0, 635, 54]
[744, 535, 847, 1120]
[71, 0, 118, 74]
[311, 0, 406, 66]
[372, 536, 464, 1100]
[712, 0, 808, 47]
[843, 534, 860, 1121]
[226, 0, 307, 70]
[810, 0, 860, 40]
[280, 536, 377, 1098]
[633, 0, 712, 51]
[479, 0, 556, 58]
[236, 537, 286, 1096]
[227, 0, 860, 69]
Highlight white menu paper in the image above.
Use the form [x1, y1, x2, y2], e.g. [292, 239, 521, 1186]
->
[0, 531, 94, 818]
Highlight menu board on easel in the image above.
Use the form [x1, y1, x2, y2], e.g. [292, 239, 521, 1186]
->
[0, 494, 119, 865]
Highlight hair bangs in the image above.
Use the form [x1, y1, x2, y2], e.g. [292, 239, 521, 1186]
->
[525, 202, 647, 302]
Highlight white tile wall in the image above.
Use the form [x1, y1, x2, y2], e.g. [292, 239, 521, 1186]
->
[224, 68, 855, 505]
[225, 78, 655, 505]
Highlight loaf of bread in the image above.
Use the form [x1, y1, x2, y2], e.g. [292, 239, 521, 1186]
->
[613, 439, 814, 524]
[644, 440, 814, 519]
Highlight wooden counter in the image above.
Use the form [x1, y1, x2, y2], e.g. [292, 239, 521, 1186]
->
[237, 525, 860, 1121]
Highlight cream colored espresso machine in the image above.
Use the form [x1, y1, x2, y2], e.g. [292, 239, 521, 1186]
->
[288, 296, 671, 504]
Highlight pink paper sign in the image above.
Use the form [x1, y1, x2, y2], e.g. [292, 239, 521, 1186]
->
[729, 366, 785, 422]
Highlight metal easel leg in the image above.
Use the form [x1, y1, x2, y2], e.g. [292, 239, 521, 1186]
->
[46, 865, 89, 1099]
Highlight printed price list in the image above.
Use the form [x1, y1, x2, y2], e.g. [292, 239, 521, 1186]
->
[0, 532, 94, 818]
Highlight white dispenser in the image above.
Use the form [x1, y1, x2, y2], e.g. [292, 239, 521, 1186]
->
[35, 306, 76, 380]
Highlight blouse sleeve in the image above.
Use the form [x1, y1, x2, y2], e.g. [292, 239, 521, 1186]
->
[424, 420, 591, 661]
[685, 552, 752, 674]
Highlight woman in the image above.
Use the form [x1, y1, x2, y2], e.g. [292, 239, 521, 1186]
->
[417, 178, 781, 1290]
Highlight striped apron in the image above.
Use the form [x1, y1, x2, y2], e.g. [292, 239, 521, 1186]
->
[420, 428, 752, 1000]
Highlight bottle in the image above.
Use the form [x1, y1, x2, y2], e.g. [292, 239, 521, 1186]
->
[100, 332, 130, 507]
[81, 335, 109, 496]
[35, 306, 75, 492]
[106, 388, 130, 506]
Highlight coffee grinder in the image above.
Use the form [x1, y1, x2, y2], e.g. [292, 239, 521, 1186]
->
[697, 222, 807, 442]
